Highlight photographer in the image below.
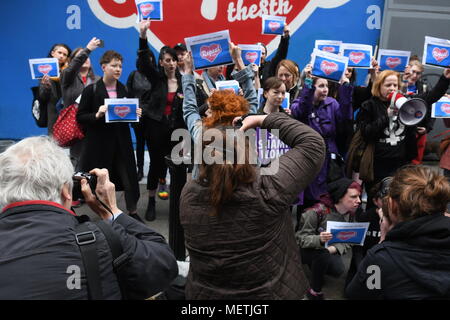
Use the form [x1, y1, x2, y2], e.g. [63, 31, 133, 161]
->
[0, 136, 178, 299]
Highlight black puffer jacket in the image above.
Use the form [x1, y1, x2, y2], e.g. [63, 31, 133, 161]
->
[346, 213, 450, 299]
[0, 201, 178, 300]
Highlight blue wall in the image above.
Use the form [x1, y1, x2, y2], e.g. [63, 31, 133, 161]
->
[0, 0, 384, 140]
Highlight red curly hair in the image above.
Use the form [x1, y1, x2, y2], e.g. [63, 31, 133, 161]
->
[203, 90, 249, 129]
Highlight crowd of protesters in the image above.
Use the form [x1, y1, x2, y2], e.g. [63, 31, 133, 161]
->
[1, 18, 450, 300]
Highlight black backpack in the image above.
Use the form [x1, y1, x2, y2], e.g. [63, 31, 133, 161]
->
[31, 86, 48, 128]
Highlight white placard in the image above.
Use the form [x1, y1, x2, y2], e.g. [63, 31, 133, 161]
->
[105, 98, 140, 123]
[185, 30, 233, 70]
[29, 58, 60, 80]
[325, 221, 370, 248]
[314, 40, 342, 55]
[422, 36, 450, 68]
[261, 15, 286, 35]
[310, 49, 349, 82]
[339, 43, 373, 68]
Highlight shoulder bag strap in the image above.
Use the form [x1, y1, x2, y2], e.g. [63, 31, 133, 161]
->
[74, 222, 103, 300]
[95, 220, 130, 299]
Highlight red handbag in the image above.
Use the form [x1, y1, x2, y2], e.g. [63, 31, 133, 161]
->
[52, 104, 84, 147]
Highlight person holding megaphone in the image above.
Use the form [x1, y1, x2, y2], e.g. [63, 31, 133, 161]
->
[354, 68, 450, 209]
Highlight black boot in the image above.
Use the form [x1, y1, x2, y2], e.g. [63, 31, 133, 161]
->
[137, 167, 144, 181]
[145, 197, 156, 221]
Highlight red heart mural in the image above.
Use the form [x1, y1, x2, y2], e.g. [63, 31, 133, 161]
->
[89, 0, 350, 55]
[432, 47, 449, 63]
[38, 64, 53, 75]
[245, 51, 258, 64]
[386, 57, 401, 69]
[336, 231, 357, 241]
[139, 3, 154, 17]
[441, 103, 450, 114]
[114, 106, 131, 118]
[320, 60, 338, 75]
[349, 51, 365, 64]
[200, 44, 222, 63]
[322, 46, 336, 53]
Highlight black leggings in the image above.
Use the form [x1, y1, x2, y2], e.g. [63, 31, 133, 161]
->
[132, 122, 149, 170]
[145, 118, 172, 191]
[301, 248, 345, 292]
[112, 153, 138, 213]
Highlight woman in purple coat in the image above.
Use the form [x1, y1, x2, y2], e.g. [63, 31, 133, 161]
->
[291, 75, 353, 208]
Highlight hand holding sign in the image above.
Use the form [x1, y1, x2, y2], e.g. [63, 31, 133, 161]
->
[96, 105, 107, 119]
[139, 19, 151, 38]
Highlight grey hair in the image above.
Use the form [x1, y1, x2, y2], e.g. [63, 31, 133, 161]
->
[0, 136, 74, 209]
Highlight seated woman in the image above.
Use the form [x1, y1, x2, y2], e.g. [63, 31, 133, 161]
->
[179, 51, 326, 300]
[296, 177, 362, 300]
[346, 165, 450, 300]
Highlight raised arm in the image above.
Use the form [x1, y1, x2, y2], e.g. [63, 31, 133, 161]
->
[137, 20, 159, 88]
[61, 37, 101, 89]
[262, 25, 290, 83]
[290, 85, 315, 124]
[229, 43, 258, 113]
[182, 53, 202, 142]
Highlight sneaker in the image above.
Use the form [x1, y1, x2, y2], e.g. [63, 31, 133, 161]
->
[157, 180, 169, 200]
[71, 200, 82, 208]
[305, 288, 324, 300]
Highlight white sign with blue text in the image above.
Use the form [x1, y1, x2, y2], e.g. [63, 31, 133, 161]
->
[216, 80, 240, 94]
[135, 0, 163, 21]
[432, 97, 450, 118]
[239, 44, 262, 67]
[315, 40, 342, 55]
[105, 98, 139, 123]
[29, 58, 59, 80]
[261, 15, 286, 35]
[311, 49, 348, 83]
[423, 36, 450, 68]
[339, 43, 372, 68]
[325, 221, 370, 248]
[378, 49, 410, 72]
[185, 30, 233, 70]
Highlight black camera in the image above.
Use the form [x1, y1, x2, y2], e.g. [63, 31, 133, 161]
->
[72, 172, 97, 200]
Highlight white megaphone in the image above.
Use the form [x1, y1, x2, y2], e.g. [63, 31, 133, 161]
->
[388, 91, 427, 126]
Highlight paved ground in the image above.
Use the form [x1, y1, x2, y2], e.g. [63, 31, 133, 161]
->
[74, 155, 441, 300]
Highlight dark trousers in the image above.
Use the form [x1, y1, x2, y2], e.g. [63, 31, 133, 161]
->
[365, 157, 406, 210]
[145, 118, 172, 191]
[112, 153, 138, 213]
[132, 122, 149, 171]
[301, 248, 345, 292]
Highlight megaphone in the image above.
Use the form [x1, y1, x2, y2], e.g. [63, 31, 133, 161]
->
[388, 91, 427, 126]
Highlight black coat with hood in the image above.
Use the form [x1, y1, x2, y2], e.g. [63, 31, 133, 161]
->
[346, 213, 450, 299]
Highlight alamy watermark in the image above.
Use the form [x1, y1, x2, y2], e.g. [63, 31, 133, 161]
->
[170, 127, 283, 175]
